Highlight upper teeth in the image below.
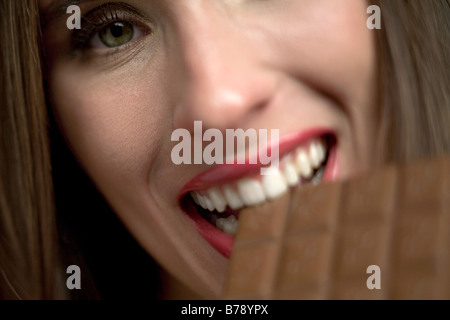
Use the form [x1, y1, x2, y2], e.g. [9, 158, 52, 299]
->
[190, 139, 327, 213]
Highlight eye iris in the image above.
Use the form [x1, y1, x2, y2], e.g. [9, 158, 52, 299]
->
[99, 22, 134, 47]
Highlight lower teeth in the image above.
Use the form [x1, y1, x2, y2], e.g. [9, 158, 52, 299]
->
[216, 215, 238, 235]
[311, 166, 325, 185]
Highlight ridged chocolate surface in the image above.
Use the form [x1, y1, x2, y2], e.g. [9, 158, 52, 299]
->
[223, 156, 450, 299]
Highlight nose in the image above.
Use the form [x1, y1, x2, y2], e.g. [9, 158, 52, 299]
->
[171, 2, 277, 131]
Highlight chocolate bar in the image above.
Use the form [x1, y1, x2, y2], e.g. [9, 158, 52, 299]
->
[222, 156, 450, 299]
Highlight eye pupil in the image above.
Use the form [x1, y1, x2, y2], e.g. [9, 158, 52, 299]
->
[110, 23, 124, 38]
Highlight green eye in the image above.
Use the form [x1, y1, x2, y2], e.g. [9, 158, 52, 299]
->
[99, 22, 134, 48]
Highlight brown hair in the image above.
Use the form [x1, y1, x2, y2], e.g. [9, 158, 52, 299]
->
[374, 0, 449, 162]
[0, 0, 448, 299]
[0, 0, 63, 299]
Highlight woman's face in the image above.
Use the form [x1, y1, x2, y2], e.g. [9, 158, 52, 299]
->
[41, 0, 379, 298]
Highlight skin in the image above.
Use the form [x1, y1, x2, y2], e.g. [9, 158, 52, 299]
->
[40, 0, 379, 298]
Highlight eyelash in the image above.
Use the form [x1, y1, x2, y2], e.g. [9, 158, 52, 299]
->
[71, 3, 151, 56]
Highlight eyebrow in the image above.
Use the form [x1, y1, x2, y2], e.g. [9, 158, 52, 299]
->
[41, 0, 98, 28]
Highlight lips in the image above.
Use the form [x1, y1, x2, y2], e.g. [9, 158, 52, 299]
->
[179, 129, 338, 258]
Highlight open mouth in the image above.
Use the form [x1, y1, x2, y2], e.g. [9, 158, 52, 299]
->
[180, 132, 337, 257]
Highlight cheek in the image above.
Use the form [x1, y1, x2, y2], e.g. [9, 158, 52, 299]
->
[271, 0, 375, 104]
[275, 0, 378, 161]
[49, 64, 169, 190]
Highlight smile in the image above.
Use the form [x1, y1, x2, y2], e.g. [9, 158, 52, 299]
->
[179, 129, 338, 258]
[190, 137, 328, 234]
